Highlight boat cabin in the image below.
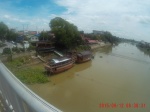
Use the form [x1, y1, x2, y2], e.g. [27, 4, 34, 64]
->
[76, 51, 92, 63]
[44, 57, 74, 74]
[49, 57, 72, 66]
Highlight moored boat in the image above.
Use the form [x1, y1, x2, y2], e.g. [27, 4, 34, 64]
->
[76, 51, 92, 63]
[44, 57, 74, 74]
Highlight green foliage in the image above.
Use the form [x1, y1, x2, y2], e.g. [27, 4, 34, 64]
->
[5, 56, 49, 84]
[39, 31, 49, 41]
[6, 58, 22, 67]
[92, 31, 120, 44]
[2, 47, 11, 54]
[27, 45, 36, 51]
[6, 56, 30, 67]
[0, 21, 18, 41]
[75, 45, 91, 52]
[0, 22, 8, 40]
[7, 30, 18, 41]
[12, 47, 21, 53]
[15, 67, 49, 84]
[11, 47, 24, 53]
[84, 34, 98, 40]
[50, 17, 83, 49]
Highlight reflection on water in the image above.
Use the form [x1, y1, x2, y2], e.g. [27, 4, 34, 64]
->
[136, 46, 150, 58]
[94, 45, 112, 54]
[48, 61, 92, 85]
[28, 43, 150, 112]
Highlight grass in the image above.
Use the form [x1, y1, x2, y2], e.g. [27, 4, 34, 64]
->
[5, 56, 49, 84]
[75, 45, 91, 52]
[14, 66, 49, 84]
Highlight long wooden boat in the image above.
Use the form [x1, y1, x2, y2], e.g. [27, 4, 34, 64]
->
[76, 51, 92, 63]
[44, 57, 74, 74]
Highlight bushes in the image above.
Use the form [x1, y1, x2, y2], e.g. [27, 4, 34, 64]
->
[12, 47, 24, 53]
[2, 48, 11, 54]
[3, 47, 24, 54]
[75, 45, 91, 52]
[27, 45, 35, 51]
[15, 67, 49, 84]
[5, 58, 49, 84]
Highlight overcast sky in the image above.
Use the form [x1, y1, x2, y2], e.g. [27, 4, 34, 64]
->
[0, 0, 150, 42]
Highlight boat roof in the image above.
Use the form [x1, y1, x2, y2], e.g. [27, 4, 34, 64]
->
[77, 51, 92, 57]
[50, 57, 71, 64]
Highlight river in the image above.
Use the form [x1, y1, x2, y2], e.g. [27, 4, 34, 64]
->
[28, 43, 150, 112]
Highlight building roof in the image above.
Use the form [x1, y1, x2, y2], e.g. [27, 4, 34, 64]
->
[87, 40, 99, 44]
[50, 57, 71, 64]
[28, 31, 37, 35]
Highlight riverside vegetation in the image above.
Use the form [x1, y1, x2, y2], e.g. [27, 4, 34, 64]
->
[1, 17, 121, 84]
[4, 56, 49, 84]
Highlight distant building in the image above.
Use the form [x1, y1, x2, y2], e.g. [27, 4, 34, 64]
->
[29, 35, 39, 42]
[28, 31, 37, 35]
[17, 31, 38, 35]
[23, 41, 29, 49]
[93, 30, 105, 35]
[84, 38, 100, 44]
[17, 31, 24, 35]
[16, 35, 24, 42]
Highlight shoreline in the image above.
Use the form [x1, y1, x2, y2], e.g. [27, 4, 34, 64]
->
[90, 42, 112, 50]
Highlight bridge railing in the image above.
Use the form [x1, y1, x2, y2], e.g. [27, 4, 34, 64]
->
[0, 61, 61, 112]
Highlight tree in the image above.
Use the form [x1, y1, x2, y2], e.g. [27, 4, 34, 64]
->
[7, 29, 18, 41]
[50, 17, 82, 49]
[0, 22, 9, 41]
[96, 31, 120, 44]
[39, 31, 54, 41]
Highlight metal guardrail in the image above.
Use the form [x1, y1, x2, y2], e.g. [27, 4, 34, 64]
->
[0, 61, 62, 112]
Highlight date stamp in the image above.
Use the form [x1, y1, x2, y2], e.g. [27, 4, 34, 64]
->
[99, 103, 146, 109]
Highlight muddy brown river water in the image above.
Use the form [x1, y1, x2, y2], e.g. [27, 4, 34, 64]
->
[28, 43, 150, 112]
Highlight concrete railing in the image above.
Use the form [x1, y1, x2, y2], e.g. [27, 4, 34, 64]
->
[0, 61, 61, 112]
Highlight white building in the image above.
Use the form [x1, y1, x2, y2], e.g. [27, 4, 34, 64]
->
[23, 41, 29, 49]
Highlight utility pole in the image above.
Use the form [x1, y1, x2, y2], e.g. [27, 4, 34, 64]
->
[22, 24, 24, 35]
[36, 26, 38, 34]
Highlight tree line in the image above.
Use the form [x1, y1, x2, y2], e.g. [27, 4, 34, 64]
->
[1, 17, 121, 49]
[0, 22, 18, 41]
[49, 17, 121, 49]
[84, 31, 120, 44]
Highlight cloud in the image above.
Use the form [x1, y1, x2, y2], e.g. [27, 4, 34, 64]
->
[138, 16, 150, 25]
[0, 0, 150, 42]
[0, 0, 57, 31]
[3, 15, 11, 19]
[54, 0, 150, 42]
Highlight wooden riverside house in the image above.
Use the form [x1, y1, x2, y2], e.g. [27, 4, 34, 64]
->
[36, 42, 55, 54]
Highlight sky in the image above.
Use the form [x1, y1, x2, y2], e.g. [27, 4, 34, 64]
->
[0, 0, 150, 42]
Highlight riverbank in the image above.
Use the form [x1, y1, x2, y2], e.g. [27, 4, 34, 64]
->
[90, 42, 112, 50]
[1, 42, 112, 84]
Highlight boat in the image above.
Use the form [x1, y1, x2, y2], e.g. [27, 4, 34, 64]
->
[76, 51, 92, 63]
[44, 57, 74, 74]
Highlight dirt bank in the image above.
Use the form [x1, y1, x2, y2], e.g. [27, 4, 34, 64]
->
[90, 42, 111, 50]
